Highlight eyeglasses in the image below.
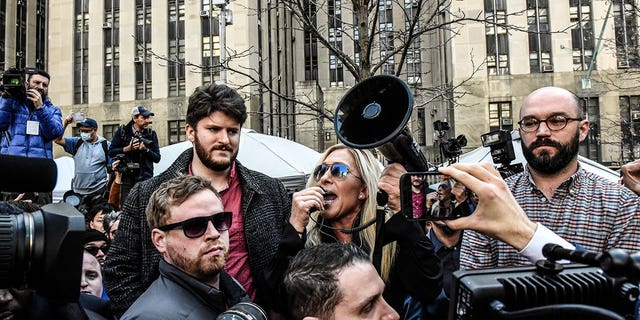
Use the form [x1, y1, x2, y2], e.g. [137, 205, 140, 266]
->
[518, 115, 583, 133]
[85, 244, 109, 256]
[157, 212, 232, 238]
[313, 163, 361, 181]
[79, 129, 94, 133]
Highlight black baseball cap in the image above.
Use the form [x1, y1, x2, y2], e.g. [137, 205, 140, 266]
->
[131, 105, 154, 117]
[77, 118, 98, 129]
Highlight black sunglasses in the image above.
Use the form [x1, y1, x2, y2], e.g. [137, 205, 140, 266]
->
[157, 212, 232, 238]
[313, 163, 361, 181]
[85, 244, 109, 256]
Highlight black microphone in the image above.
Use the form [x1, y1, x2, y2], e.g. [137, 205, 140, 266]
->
[543, 243, 640, 280]
[543, 243, 602, 265]
[0, 155, 57, 192]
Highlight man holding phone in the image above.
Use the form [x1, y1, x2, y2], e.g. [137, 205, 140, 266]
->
[444, 87, 640, 269]
[54, 116, 111, 207]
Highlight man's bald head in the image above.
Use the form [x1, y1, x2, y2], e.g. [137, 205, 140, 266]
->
[520, 87, 583, 119]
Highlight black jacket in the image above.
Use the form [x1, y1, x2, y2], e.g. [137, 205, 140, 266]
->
[265, 213, 443, 318]
[121, 259, 249, 319]
[108, 121, 160, 181]
[103, 149, 291, 316]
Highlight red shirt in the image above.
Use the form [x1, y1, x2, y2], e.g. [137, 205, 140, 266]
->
[219, 163, 255, 300]
[189, 162, 255, 300]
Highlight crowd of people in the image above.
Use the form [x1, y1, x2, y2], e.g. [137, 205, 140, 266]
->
[1, 68, 640, 320]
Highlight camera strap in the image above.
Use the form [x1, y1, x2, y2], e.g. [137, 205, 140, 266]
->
[73, 139, 109, 167]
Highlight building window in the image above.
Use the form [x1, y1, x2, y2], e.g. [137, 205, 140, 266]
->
[35, 0, 47, 70]
[103, 124, 120, 141]
[619, 95, 640, 162]
[168, 0, 186, 97]
[416, 108, 426, 146]
[136, 0, 152, 99]
[201, 0, 221, 84]
[74, 0, 89, 104]
[168, 120, 186, 145]
[379, 0, 394, 75]
[304, 0, 318, 80]
[485, 0, 510, 75]
[104, 0, 120, 102]
[328, 0, 343, 87]
[614, 0, 640, 69]
[404, 0, 421, 84]
[0, 0, 5, 71]
[15, 0, 27, 69]
[570, 0, 594, 71]
[489, 102, 513, 131]
[527, 0, 552, 73]
[579, 97, 600, 161]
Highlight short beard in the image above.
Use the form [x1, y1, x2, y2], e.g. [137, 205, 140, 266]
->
[167, 245, 228, 283]
[193, 131, 237, 171]
[522, 129, 580, 175]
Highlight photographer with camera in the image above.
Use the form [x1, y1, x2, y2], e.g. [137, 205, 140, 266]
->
[0, 68, 62, 205]
[108, 106, 160, 206]
[54, 117, 111, 209]
[0, 68, 62, 159]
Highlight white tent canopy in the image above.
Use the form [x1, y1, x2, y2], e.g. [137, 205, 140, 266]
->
[457, 131, 619, 182]
[53, 129, 321, 201]
[154, 128, 321, 192]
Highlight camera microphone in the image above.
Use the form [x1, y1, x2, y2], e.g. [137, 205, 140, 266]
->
[543, 243, 602, 265]
[543, 243, 640, 280]
[0, 155, 57, 192]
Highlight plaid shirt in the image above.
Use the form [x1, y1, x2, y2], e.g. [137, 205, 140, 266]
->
[460, 166, 640, 269]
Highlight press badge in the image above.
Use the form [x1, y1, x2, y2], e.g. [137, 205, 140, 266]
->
[26, 120, 40, 135]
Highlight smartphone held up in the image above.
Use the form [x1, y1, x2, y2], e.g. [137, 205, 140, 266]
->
[400, 172, 476, 221]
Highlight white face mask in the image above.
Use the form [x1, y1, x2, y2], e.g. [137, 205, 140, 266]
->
[80, 132, 92, 141]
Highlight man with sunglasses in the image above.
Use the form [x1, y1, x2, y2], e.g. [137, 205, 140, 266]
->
[121, 175, 248, 319]
[84, 229, 110, 265]
[104, 84, 291, 316]
[457, 86, 640, 269]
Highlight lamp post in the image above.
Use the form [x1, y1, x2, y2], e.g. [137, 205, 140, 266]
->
[213, 0, 231, 83]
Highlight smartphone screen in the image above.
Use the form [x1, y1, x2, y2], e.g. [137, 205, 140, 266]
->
[400, 172, 476, 221]
[72, 112, 85, 122]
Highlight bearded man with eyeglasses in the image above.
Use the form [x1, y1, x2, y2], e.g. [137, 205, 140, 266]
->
[460, 86, 640, 269]
[121, 175, 248, 320]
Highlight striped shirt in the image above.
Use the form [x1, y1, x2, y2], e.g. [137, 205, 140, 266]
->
[460, 166, 640, 269]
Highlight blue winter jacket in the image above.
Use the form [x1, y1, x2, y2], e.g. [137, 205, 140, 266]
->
[0, 96, 63, 159]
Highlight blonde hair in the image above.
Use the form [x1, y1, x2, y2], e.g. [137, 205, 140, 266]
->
[306, 144, 397, 282]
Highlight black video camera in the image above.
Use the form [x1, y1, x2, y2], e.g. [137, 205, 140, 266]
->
[0, 155, 86, 304]
[0, 67, 38, 102]
[481, 129, 523, 178]
[112, 154, 141, 173]
[132, 130, 153, 147]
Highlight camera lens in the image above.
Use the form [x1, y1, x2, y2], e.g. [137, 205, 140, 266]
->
[216, 302, 267, 320]
[0, 209, 45, 289]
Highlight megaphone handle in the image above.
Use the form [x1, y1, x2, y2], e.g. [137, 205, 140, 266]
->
[376, 190, 388, 206]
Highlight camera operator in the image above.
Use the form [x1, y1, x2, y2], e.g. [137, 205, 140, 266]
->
[0, 68, 62, 205]
[108, 106, 160, 206]
[0, 68, 62, 159]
